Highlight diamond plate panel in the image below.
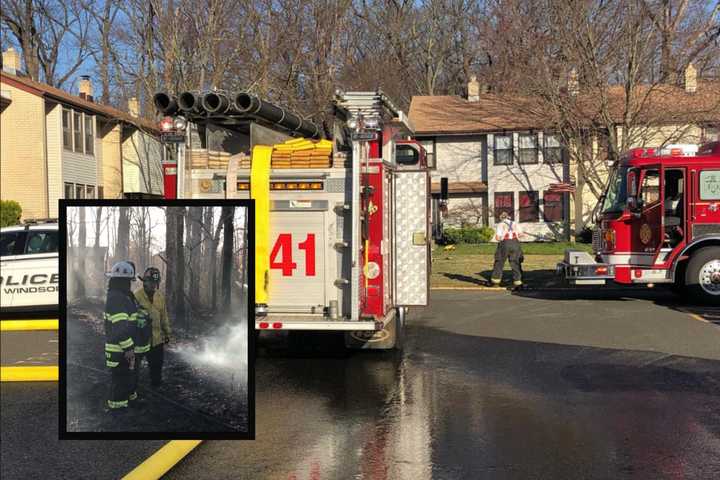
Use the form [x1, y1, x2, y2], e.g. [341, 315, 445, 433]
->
[326, 178, 348, 193]
[394, 171, 428, 305]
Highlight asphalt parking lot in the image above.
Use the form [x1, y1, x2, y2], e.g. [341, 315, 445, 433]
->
[2, 288, 720, 479]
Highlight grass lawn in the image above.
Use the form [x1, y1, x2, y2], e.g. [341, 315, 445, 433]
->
[433, 242, 592, 256]
[431, 243, 592, 288]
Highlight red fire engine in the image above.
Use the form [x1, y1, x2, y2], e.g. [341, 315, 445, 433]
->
[155, 89, 437, 348]
[559, 141, 720, 304]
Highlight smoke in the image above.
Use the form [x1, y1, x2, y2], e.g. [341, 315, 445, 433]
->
[171, 317, 248, 389]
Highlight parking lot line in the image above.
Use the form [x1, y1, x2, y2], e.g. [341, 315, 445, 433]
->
[0, 366, 58, 382]
[0, 320, 59, 331]
[122, 440, 203, 480]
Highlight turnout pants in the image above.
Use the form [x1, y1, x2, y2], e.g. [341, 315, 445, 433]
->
[147, 344, 164, 386]
[130, 353, 144, 401]
[108, 363, 133, 409]
[491, 239, 523, 285]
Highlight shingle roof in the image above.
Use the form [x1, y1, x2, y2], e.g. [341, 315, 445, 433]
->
[0, 71, 159, 134]
[410, 81, 720, 135]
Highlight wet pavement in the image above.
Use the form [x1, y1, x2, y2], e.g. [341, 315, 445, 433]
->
[1, 330, 58, 366]
[2, 289, 720, 479]
[1, 381, 166, 479]
[169, 289, 720, 480]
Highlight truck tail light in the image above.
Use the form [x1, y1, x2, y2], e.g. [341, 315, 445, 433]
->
[258, 322, 269, 329]
[272, 322, 283, 329]
[595, 266, 608, 275]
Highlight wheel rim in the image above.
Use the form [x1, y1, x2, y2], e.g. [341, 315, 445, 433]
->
[698, 259, 720, 295]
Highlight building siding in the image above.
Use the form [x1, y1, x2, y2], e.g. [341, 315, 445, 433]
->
[45, 102, 63, 218]
[487, 132, 568, 240]
[432, 136, 486, 227]
[0, 82, 48, 219]
[100, 123, 123, 198]
[122, 129, 164, 195]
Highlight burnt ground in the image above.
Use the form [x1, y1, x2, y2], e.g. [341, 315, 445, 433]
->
[65, 302, 248, 434]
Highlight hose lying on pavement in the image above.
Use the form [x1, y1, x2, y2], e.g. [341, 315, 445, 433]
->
[122, 440, 202, 480]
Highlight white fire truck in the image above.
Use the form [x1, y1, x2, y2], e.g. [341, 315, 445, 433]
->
[154, 90, 436, 348]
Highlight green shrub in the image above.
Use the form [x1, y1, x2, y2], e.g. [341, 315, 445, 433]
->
[442, 226, 495, 244]
[0, 200, 22, 228]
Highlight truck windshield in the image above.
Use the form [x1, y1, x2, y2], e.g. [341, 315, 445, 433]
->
[601, 166, 628, 214]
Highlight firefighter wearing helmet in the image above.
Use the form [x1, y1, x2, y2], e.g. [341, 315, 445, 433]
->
[133, 267, 171, 387]
[104, 260, 138, 412]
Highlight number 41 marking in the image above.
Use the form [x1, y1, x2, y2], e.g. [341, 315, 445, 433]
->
[270, 233, 316, 277]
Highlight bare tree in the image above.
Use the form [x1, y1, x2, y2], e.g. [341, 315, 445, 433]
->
[165, 206, 185, 324]
[220, 205, 234, 312]
[116, 207, 130, 261]
[1, 0, 93, 87]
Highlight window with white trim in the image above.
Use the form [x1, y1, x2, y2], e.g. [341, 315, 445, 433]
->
[84, 115, 94, 155]
[518, 133, 538, 165]
[494, 134, 513, 165]
[73, 111, 83, 153]
[62, 108, 72, 150]
[64, 182, 74, 199]
[544, 133, 563, 164]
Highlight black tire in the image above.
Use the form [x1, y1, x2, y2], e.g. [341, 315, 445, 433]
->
[345, 307, 405, 350]
[684, 247, 720, 305]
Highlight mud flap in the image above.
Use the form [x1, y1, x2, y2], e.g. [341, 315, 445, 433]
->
[345, 307, 405, 350]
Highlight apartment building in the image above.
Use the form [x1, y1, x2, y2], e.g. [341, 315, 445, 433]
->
[410, 70, 720, 240]
[0, 47, 165, 220]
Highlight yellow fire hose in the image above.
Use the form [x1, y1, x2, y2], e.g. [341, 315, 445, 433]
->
[0, 319, 59, 382]
[122, 440, 203, 480]
[0, 366, 58, 382]
[251, 145, 273, 305]
[0, 319, 58, 331]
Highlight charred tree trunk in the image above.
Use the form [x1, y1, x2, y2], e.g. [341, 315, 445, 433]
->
[187, 207, 203, 309]
[210, 209, 225, 311]
[220, 206, 234, 312]
[77, 208, 86, 298]
[94, 207, 103, 247]
[116, 208, 130, 262]
[165, 207, 186, 326]
[202, 207, 214, 307]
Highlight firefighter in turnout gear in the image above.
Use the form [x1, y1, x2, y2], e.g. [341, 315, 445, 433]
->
[104, 261, 138, 412]
[134, 267, 171, 387]
[129, 280, 153, 405]
[491, 211, 525, 289]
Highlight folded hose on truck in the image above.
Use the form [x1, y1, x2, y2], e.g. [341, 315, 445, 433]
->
[251, 145, 273, 314]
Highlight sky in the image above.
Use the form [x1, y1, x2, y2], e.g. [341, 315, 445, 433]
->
[66, 206, 246, 258]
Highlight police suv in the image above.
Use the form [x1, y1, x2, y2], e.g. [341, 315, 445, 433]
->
[0, 220, 59, 313]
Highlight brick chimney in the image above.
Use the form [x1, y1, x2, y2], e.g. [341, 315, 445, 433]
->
[128, 97, 139, 117]
[467, 75, 480, 102]
[2, 47, 21, 74]
[79, 75, 93, 101]
[683, 63, 697, 93]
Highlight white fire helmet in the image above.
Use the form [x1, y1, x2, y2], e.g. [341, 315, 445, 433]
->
[106, 261, 137, 280]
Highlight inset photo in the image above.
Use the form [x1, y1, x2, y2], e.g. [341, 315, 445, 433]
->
[60, 201, 253, 439]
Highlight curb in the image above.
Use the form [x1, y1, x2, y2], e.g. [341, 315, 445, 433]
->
[122, 440, 203, 480]
[0, 366, 58, 382]
[0, 320, 59, 331]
